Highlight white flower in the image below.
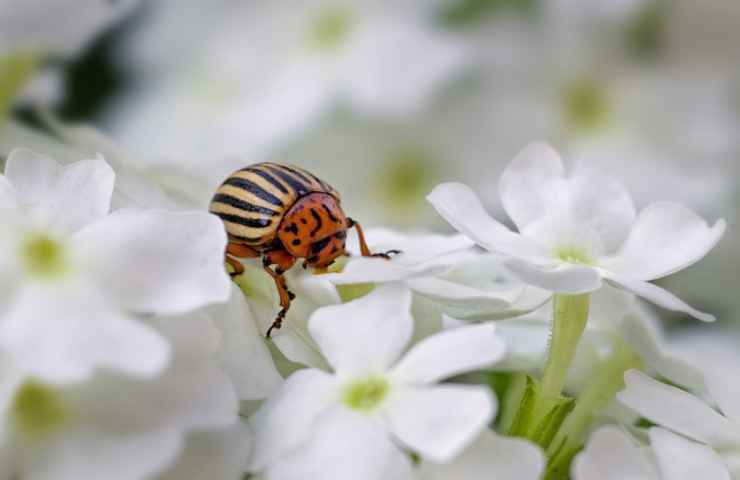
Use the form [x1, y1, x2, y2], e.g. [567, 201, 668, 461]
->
[108, 0, 469, 169]
[573, 425, 731, 480]
[417, 430, 544, 480]
[234, 262, 342, 370]
[0, 0, 140, 57]
[206, 285, 283, 401]
[427, 142, 726, 322]
[249, 285, 505, 479]
[0, 313, 238, 480]
[0, 148, 231, 383]
[618, 370, 740, 478]
[157, 420, 252, 480]
[325, 228, 549, 326]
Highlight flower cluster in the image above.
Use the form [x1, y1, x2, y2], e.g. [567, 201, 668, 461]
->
[0, 137, 729, 479]
[0, 1, 737, 479]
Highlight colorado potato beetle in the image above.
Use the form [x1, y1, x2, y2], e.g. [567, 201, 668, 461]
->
[209, 162, 399, 337]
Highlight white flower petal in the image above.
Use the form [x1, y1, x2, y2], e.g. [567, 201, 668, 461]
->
[0, 281, 169, 383]
[309, 284, 413, 377]
[384, 384, 494, 463]
[618, 371, 740, 447]
[505, 257, 603, 294]
[427, 182, 549, 260]
[262, 407, 413, 480]
[208, 286, 283, 401]
[325, 257, 449, 285]
[0, 174, 19, 209]
[5, 149, 115, 233]
[498, 142, 565, 230]
[74, 209, 231, 315]
[390, 323, 506, 384]
[24, 426, 184, 480]
[573, 427, 659, 480]
[619, 313, 704, 390]
[650, 428, 731, 480]
[4, 148, 60, 204]
[602, 202, 726, 281]
[603, 271, 715, 322]
[705, 372, 740, 425]
[158, 421, 252, 480]
[419, 430, 544, 480]
[249, 369, 338, 471]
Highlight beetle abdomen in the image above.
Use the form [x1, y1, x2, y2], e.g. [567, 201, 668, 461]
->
[209, 162, 340, 247]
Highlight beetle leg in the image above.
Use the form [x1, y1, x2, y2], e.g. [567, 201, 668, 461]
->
[347, 218, 402, 259]
[262, 255, 297, 338]
[224, 242, 260, 277]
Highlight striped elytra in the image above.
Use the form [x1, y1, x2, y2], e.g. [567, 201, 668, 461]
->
[209, 162, 341, 247]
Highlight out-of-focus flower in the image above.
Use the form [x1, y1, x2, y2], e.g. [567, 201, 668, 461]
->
[417, 430, 544, 480]
[0, 148, 230, 383]
[428, 142, 725, 321]
[107, 0, 469, 173]
[157, 421, 252, 480]
[0, 313, 238, 480]
[573, 425, 731, 480]
[618, 370, 740, 478]
[249, 285, 504, 479]
[0, 0, 139, 57]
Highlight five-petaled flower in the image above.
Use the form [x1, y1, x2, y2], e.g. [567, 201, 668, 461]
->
[428, 142, 726, 322]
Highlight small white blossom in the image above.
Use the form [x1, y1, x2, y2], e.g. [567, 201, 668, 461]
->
[618, 370, 740, 478]
[417, 430, 544, 480]
[574, 425, 731, 480]
[249, 285, 504, 479]
[325, 228, 549, 322]
[428, 142, 725, 322]
[0, 148, 230, 383]
[0, 313, 238, 480]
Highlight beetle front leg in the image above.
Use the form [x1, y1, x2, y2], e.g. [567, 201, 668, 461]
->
[262, 254, 297, 338]
[347, 217, 402, 259]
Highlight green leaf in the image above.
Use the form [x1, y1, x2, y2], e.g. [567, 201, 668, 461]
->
[507, 375, 538, 437]
[531, 397, 576, 448]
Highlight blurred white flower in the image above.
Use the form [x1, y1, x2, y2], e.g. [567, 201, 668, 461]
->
[158, 421, 252, 480]
[249, 285, 504, 479]
[573, 425, 731, 480]
[0, 0, 139, 57]
[618, 370, 740, 478]
[0, 148, 230, 383]
[325, 228, 549, 320]
[428, 142, 725, 321]
[0, 313, 238, 480]
[417, 430, 544, 480]
[107, 0, 469, 173]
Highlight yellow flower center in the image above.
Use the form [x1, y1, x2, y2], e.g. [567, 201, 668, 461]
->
[22, 233, 67, 278]
[562, 79, 610, 133]
[11, 381, 69, 439]
[343, 376, 389, 411]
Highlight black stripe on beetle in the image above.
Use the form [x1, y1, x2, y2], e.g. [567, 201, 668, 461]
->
[224, 177, 284, 207]
[216, 212, 273, 229]
[263, 165, 310, 196]
[242, 167, 290, 195]
[212, 193, 280, 216]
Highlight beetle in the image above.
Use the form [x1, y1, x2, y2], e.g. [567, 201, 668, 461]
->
[209, 162, 399, 337]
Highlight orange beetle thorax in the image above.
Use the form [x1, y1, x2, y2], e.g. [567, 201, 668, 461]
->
[277, 193, 348, 268]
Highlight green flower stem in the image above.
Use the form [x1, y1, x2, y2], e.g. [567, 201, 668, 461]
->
[537, 294, 590, 412]
[545, 338, 644, 479]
